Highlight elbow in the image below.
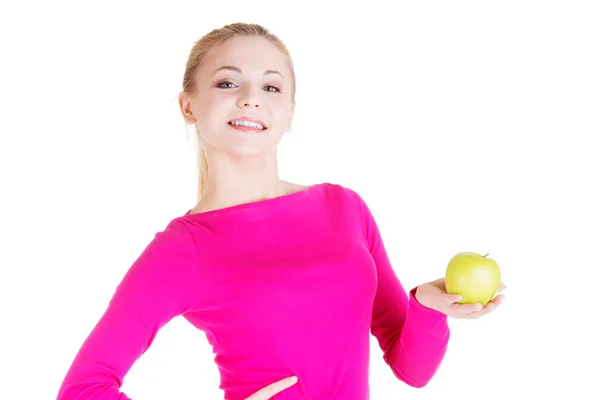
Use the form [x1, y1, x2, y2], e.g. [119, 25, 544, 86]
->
[57, 385, 76, 400]
[403, 376, 433, 389]
[397, 371, 434, 389]
[384, 336, 448, 389]
[57, 383, 124, 400]
[393, 361, 442, 389]
[57, 384, 86, 400]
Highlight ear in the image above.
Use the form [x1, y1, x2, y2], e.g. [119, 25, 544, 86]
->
[178, 92, 197, 124]
[285, 101, 296, 132]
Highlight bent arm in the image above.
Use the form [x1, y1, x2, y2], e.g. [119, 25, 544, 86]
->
[355, 192, 449, 388]
[57, 221, 201, 399]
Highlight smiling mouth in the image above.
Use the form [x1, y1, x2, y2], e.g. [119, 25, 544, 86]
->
[228, 120, 266, 129]
[227, 119, 267, 131]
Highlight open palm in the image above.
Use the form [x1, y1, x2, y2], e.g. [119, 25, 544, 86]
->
[415, 278, 506, 319]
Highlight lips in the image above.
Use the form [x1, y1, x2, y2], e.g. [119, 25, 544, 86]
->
[227, 116, 267, 130]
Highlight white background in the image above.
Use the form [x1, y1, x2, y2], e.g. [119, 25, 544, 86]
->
[1, 1, 598, 399]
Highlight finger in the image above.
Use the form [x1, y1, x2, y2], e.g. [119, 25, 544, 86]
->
[245, 376, 298, 400]
[463, 303, 495, 319]
[490, 293, 505, 306]
[498, 282, 507, 292]
[444, 293, 463, 304]
[465, 301, 497, 319]
[450, 302, 483, 315]
[465, 294, 505, 319]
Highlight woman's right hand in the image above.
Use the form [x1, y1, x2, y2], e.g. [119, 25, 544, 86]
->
[245, 376, 299, 400]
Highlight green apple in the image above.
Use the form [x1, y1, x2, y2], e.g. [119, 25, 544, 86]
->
[445, 252, 501, 305]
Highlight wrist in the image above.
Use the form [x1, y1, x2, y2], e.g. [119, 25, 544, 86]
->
[414, 286, 435, 310]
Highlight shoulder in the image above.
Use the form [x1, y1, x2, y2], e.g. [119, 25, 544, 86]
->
[113, 218, 202, 316]
[153, 218, 197, 249]
[318, 182, 369, 207]
[132, 219, 198, 271]
[281, 180, 362, 203]
[119, 218, 201, 298]
[313, 182, 374, 226]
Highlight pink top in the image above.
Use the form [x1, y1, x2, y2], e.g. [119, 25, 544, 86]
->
[57, 183, 449, 400]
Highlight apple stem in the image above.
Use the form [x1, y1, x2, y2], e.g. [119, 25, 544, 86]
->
[483, 253, 489, 258]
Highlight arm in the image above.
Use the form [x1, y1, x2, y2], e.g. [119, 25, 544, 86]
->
[357, 194, 449, 388]
[57, 220, 201, 400]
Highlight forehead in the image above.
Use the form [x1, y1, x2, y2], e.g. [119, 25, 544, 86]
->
[202, 36, 290, 76]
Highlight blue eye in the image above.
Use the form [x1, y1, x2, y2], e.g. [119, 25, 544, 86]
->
[264, 86, 280, 93]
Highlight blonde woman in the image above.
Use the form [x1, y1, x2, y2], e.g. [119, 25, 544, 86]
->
[57, 23, 505, 400]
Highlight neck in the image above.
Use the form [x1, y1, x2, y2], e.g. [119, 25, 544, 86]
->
[199, 150, 286, 211]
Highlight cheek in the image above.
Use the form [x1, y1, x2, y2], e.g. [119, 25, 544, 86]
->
[267, 98, 291, 117]
[196, 96, 227, 127]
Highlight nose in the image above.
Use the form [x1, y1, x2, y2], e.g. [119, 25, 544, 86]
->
[237, 87, 261, 108]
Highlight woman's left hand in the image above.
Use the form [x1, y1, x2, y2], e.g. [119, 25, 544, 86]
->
[415, 277, 506, 319]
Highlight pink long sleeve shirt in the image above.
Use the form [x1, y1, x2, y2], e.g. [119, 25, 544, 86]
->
[57, 183, 449, 400]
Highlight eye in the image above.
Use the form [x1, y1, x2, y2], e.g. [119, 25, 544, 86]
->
[217, 81, 237, 89]
[264, 85, 280, 93]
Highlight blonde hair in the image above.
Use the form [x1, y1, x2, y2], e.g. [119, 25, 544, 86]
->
[180, 23, 297, 202]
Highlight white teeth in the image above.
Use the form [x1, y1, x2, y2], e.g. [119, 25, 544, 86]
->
[230, 120, 265, 129]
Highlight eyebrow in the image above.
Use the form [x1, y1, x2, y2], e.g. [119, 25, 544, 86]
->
[211, 65, 284, 79]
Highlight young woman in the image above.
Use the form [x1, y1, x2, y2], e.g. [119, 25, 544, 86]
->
[57, 22, 505, 400]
